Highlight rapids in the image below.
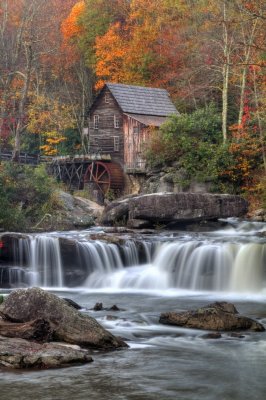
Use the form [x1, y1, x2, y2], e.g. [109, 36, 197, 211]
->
[0, 219, 266, 399]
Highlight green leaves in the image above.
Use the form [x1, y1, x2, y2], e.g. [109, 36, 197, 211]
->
[0, 163, 59, 231]
[145, 105, 232, 190]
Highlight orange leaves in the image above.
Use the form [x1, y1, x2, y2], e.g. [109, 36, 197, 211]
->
[60, 1, 86, 71]
[61, 1, 85, 42]
[95, 22, 129, 86]
[94, 0, 185, 90]
[220, 123, 262, 190]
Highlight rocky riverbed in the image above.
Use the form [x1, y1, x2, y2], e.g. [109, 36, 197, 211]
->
[0, 288, 127, 369]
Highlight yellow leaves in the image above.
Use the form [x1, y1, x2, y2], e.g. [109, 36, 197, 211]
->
[39, 145, 58, 156]
[27, 94, 74, 156]
[40, 134, 66, 156]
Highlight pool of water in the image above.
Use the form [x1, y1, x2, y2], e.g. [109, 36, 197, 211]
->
[1, 289, 266, 400]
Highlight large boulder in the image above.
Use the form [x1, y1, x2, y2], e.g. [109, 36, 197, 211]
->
[0, 336, 93, 369]
[159, 302, 265, 331]
[57, 191, 104, 228]
[0, 287, 127, 349]
[101, 193, 248, 227]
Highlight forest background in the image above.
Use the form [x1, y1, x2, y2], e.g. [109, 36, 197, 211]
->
[0, 0, 265, 227]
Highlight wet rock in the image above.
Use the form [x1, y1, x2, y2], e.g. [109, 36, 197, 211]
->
[201, 332, 222, 339]
[93, 302, 103, 311]
[159, 302, 265, 332]
[0, 318, 52, 341]
[89, 233, 126, 245]
[63, 298, 83, 310]
[109, 305, 121, 311]
[91, 303, 123, 312]
[0, 336, 93, 369]
[127, 219, 152, 229]
[0, 288, 128, 350]
[230, 332, 245, 339]
[106, 315, 120, 321]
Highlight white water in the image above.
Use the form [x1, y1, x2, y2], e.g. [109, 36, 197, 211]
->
[1, 220, 266, 400]
[27, 236, 64, 287]
[81, 241, 266, 293]
[1, 220, 266, 293]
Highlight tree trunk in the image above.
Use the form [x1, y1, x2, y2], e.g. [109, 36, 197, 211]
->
[12, 45, 33, 161]
[252, 68, 266, 172]
[222, 2, 230, 143]
[238, 18, 258, 127]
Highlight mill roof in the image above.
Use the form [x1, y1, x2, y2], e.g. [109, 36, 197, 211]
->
[106, 83, 179, 117]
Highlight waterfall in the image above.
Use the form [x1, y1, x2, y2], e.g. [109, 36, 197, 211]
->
[0, 229, 265, 293]
[29, 236, 64, 287]
[231, 244, 266, 292]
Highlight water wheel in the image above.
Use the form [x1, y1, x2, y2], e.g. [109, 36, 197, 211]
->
[83, 161, 124, 195]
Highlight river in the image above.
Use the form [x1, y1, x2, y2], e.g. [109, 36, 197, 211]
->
[0, 219, 266, 400]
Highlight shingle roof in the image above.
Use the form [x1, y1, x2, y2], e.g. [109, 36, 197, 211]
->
[125, 113, 167, 127]
[106, 83, 179, 117]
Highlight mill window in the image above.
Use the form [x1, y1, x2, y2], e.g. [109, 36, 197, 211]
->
[114, 115, 120, 128]
[94, 115, 99, 129]
[114, 136, 119, 152]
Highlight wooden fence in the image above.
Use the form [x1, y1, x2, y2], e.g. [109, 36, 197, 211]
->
[0, 151, 51, 165]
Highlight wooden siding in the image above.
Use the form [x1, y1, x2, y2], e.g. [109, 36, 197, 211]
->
[88, 87, 124, 165]
[124, 115, 150, 171]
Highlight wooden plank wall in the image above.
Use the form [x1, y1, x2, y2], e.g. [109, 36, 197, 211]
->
[88, 88, 124, 165]
[124, 116, 148, 171]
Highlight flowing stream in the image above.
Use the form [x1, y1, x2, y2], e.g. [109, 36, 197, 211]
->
[0, 219, 266, 399]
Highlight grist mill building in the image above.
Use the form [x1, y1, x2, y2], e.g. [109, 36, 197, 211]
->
[50, 83, 178, 198]
[87, 83, 179, 172]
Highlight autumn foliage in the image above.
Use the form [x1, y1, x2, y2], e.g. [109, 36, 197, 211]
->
[61, 1, 85, 41]
[0, 0, 265, 200]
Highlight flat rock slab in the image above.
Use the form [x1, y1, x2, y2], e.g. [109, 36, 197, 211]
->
[0, 336, 93, 369]
[0, 287, 127, 350]
[101, 193, 248, 226]
[159, 302, 265, 332]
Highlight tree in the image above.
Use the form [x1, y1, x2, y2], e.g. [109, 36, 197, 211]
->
[94, 0, 186, 89]
[0, 0, 79, 157]
[27, 94, 75, 156]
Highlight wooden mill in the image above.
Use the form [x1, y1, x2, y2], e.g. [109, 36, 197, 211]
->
[50, 83, 178, 198]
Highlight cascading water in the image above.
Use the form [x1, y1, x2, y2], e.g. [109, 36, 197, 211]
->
[28, 236, 64, 287]
[0, 220, 265, 293]
[1, 221, 266, 400]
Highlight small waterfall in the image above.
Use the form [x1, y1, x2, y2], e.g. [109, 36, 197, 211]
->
[0, 266, 26, 288]
[231, 244, 266, 292]
[153, 242, 236, 291]
[80, 241, 124, 288]
[1, 228, 265, 293]
[79, 241, 266, 293]
[29, 236, 64, 287]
